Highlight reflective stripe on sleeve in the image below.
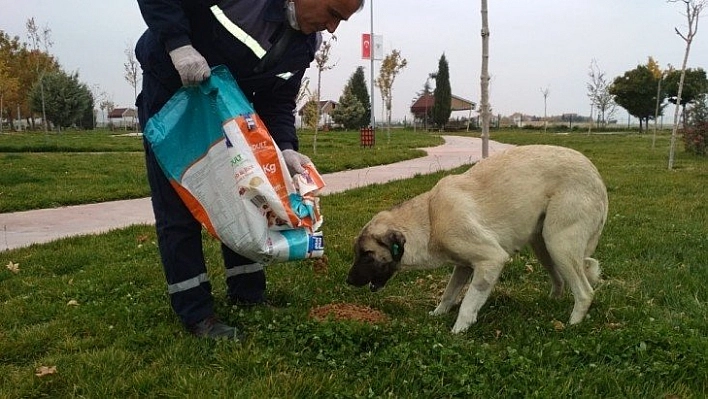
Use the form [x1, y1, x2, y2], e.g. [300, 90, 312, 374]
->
[276, 72, 294, 80]
[225, 263, 264, 277]
[210, 5, 267, 59]
[167, 273, 209, 294]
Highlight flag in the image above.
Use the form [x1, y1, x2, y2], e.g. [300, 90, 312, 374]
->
[362, 33, 371, 60]
[373, 35, 384, 60]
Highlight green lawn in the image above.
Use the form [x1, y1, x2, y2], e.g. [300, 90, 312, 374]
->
[1, 129, 706, 397]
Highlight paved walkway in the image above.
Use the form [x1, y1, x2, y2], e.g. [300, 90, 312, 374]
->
[0, 136, 513, 252]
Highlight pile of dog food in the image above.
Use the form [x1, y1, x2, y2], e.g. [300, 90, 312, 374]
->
[309, 303, 387, 324]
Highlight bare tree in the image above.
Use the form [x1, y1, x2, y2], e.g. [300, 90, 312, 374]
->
[668, 0, 706, 169]
[587, 59, 616, 131]
[375, 49, 407, 139]
[123, 41, 141, 130]
[312, 34, 337, 154]
[480, 0, 491, 158]
[541, 87, 550, 133]
[26, 17, 52, 132]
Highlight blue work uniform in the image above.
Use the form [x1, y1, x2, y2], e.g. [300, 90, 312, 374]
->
[135, 0, 319, 326]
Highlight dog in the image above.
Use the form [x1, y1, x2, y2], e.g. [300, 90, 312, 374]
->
[346, 145, 608, 333]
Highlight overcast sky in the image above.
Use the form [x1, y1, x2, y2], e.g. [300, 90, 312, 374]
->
[2, 0, 706, 123]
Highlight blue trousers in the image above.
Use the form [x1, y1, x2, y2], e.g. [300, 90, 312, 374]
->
[143, 140, 266, 325]
[136, 54, 266, 325]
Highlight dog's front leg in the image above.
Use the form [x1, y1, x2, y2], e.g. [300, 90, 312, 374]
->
[430, 265, 473, 316]
[451, 261, 505, 333]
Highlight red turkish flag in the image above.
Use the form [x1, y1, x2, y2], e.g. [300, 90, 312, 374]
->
[362, 33, 371, 60]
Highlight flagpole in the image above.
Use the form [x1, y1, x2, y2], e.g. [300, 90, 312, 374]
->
[369, 0, 375, 129]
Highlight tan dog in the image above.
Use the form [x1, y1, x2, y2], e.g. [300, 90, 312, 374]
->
[346, 145, 608, 333]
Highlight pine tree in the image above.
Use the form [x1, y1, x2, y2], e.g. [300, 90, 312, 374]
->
[348, 66, 371, 128]
[433, 53, 452, 129]
[332, 86, 365, 130]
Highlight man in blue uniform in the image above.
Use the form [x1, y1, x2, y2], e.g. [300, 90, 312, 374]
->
[135, 0, 364, 339]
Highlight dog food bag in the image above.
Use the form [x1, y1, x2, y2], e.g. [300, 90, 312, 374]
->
[144, 66, 325, 264]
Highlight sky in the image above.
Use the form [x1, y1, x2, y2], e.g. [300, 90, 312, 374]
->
[2, 0, 706, 123]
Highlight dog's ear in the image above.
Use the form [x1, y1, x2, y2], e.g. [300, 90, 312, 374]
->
[386, 230, 405, 261]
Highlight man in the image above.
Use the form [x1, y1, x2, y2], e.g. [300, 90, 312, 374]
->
[135, 0, 364, 340]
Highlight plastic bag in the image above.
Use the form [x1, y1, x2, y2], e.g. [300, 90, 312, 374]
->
[143, 66, 325, 264]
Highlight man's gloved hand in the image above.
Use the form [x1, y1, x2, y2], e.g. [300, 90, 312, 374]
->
[168, 45, 211, 86]
[282, 149, 312, 176]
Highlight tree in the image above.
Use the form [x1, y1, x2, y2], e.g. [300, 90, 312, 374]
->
[413, 78, 434, 129]
[375, 49, 407, 137]
[540, 86, 550, 133]
[610, 62, 660, 133]
[587, 59, 617, 129]
[26, 17, 54, 131]
[332, 86, 365, 130]
[124, 42, 140, 131]
[29, 70, 92, 130]
[480, 0, 491, 158]
[682, 93, 708, 155]
[0, 58, 19, 133]
[0, 30, 59, 130]
[300, 93, 319, 131]
[668, 0, 706, 169]
[432, 54, 451, 130]
[312, 34, 337, 154]
[663, 67, 708, 121]
[347, 66, 371, 128]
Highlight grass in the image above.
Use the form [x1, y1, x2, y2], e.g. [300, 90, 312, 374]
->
[1, 129, 707, 397]
[0, 129, 441, 212]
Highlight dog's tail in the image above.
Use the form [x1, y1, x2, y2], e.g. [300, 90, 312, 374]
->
[583, 257, 601, 286]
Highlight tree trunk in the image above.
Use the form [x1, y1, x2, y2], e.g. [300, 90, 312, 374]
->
[480, 0, 490, 158]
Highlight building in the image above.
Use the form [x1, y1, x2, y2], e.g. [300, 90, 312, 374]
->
[410, 94, 476, 129]
[107, 107, 138, 130]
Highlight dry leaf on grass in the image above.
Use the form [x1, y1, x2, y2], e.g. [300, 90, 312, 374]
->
[35, 366, 57, 377]
[552, 320, 566, 331]
[67, 300, 79, 306]
[6, 261, 20, 274]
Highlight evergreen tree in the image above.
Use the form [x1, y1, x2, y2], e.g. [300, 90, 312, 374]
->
[433, 53, 452, 129]
[30, 70, 92, 129]
[348, 66, 371, 128]
[332, 86, 365, 130]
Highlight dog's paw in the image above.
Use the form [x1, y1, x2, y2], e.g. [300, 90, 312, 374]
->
[429, 304, 451, 316]
[450, 322, 471, 334]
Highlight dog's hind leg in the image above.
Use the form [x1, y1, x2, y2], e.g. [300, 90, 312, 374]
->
[530, 236, 564, 298]
[430, 265, 473, 317]
[544, 232, 595, 325]
[451, 255, 507, 333]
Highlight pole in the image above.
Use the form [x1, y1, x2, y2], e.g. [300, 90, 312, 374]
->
[369, 0, 375, 129]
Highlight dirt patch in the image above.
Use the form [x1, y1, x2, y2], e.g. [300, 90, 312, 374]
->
[309, 303, 388, 324]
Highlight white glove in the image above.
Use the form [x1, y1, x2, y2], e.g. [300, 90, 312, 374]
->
[282, 149, 312, 176]
[168, 45, 211, 86]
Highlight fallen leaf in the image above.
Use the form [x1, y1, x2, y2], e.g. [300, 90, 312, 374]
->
[525, 264, 534, 273]
[495, 330, 502, 339]
[67, 300, 79, 306]
[6, 261, 20, 274]
[552, 320, 565, 331]
[35, 365, 57, 377]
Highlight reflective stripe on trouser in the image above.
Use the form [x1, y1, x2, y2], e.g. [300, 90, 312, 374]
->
[144, 138, 215, 326]
[223, 244, 266, 303]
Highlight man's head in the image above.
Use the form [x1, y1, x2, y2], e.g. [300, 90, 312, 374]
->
[291, 0, 364, 34]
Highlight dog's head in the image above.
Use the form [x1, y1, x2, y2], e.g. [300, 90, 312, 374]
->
[346, 217, 406, 292]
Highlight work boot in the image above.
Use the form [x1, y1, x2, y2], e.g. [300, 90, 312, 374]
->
[187, 315, 244, 341]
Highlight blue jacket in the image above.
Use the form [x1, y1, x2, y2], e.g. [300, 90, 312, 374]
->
[136, 0, 319, 151]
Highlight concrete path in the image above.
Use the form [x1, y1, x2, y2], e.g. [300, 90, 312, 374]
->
[0, 136, 513, 252]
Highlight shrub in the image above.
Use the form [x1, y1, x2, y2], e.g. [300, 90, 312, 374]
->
[682, 121, 708, 156]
